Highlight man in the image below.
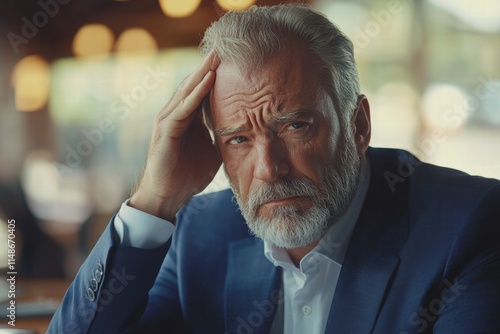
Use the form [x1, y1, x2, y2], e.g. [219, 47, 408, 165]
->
[48, 4, 500, 334]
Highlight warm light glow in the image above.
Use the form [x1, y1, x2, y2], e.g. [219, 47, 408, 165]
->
[72, 24, 114, 57]
[423, 84, 469, 130]
[428, 0, 500, 32]
[216, 0, 256, 11]
[11, 55, 50, 112]
[21, 150, 93, 230]
[158, 0, 201, 18]
[115, 28, 158, 54]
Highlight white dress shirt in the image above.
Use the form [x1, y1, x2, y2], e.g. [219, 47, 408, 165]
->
[114, 161, 370, 332]
[265, 161, 370, 333]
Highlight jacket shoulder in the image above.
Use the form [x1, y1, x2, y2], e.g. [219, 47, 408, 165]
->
[368, 146, 500, 197]
[175, 188, 250, 242]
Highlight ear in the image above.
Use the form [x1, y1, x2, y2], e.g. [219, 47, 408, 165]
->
[352, 95, 371, 156]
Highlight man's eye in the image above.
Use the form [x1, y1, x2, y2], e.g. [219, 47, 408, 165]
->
[229, 136, 247, 145]
[287, 122, 306, 130]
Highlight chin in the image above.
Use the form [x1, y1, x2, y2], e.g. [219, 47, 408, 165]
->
[248, 207, 332, 249]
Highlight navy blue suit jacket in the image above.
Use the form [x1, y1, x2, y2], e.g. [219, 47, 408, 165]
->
[48, 148, 500, 333]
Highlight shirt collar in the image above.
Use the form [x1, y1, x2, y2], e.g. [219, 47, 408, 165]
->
[264, 159, 371, 269]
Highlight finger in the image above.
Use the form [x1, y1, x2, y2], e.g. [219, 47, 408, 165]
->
[162, 71, 216, 139]
[163, 51, 220, 114]
[170, 70, 215, 122]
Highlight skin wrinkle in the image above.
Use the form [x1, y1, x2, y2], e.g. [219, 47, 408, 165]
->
[212, 55, 327, 143]
[212, 46, 315, 121]
[213, 84, 307, 137]
[214, 105, 316, 139]
[216, 57, 334, 175]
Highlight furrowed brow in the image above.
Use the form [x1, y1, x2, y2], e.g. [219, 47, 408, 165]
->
[272, 110, 311, 123]
[214, 125, 247, 137]
[214, 110, 312, 137]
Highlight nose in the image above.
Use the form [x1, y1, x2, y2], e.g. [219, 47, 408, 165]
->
[253, 134, 290, 182]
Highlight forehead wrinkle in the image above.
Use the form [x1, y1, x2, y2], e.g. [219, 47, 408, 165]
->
[212, 62, 314, 137]
[215, 108, 312, 138]
[219, 79, 272, 106]
[214, 91, 314, 137]
[214, 89, 275, 130]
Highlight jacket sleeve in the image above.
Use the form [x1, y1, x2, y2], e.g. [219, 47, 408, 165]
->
[47, 217, 176, 334]
[433, 184, 500, 333]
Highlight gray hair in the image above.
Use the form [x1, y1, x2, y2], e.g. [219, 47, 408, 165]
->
[200, 3, 360, 129]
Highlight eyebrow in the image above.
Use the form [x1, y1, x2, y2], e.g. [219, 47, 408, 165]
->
[272, 110, 311, 123]
[214, 110, 313, 138]
[214, 125, 248, 137]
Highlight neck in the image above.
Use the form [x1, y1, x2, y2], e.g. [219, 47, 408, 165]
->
[286, 239, 320, 267]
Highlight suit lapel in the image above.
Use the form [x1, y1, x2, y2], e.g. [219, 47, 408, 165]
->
[325, 148, 411, 332]
[225, 237, 281, 334]
[325, 252, 400, 332]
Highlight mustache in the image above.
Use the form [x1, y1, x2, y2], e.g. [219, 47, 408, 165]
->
[245, 177, 321, 210]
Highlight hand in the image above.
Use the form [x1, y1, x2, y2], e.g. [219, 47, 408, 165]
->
[130, 52, 221, 221]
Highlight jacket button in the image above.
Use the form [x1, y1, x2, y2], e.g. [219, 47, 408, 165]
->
[97, 262, 103, 273]
[95, 269, 102, 283]
[86, 287, 95, 301]
[90, 277, 99, 292]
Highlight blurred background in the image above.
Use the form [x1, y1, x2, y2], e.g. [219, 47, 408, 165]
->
[0, 0, 499, 281]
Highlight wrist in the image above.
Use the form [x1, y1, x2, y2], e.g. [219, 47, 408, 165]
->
[129, 190, 186, 222]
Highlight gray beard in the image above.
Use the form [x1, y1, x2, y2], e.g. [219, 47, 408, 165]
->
[227, 133, 362, 249]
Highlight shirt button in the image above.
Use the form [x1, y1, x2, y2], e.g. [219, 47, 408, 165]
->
[302, 305, 312, 315]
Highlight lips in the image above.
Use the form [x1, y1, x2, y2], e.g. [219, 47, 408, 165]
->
[262, 195, 306, 207]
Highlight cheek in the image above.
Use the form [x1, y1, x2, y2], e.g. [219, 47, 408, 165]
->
[288, 145, 324, 182]
[319, 121, 342, 164]
[221, 150, 254, 197]
[289, 130, 337, 180]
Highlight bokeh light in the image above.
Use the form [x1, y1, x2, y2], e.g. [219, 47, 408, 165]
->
[115, 28, 158, 54]
[158, 0, 202, 18]
[11, 55, 50, 112]
[216, 0, 256, 11]
[72, 24, 115, 57]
